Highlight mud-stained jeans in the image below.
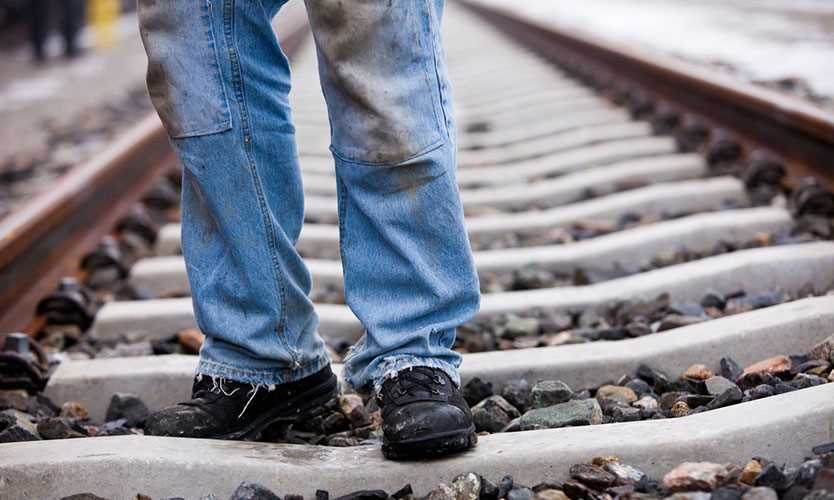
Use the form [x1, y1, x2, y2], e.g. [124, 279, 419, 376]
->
[137, 0, 480, 390]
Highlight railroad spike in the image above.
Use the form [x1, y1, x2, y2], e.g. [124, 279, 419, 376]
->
[650, 104, 682, 135]
[0, 333, 54, 393]
[626, 90, 655, 119]
[141, 177, 180, 212]
[743, 151, 786, 190]
[115, 204, 160, 248]
[790, 178, 834, 218]
[739, 150, 787, 206]
[705, 129, 743, 168]
[675, 117, 711, 152]
[80, 236, 129, 290]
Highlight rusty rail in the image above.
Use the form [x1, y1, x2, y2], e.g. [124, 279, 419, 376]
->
[0, 117, 176, 334]
[0, 9, 311, 336]
[460, 1, 834, 189]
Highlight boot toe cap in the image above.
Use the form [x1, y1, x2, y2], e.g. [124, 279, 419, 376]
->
[144, 405, 216, 438]
[383, 401, 472, 443]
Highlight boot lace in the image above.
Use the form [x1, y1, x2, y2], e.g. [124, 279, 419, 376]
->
[383, 367, 446, 401]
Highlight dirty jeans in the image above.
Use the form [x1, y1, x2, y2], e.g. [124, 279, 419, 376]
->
[137, 0, 480, 390]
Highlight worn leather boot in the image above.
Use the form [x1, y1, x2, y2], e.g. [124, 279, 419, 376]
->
[145, 365, 338, 440]
[377, 366, 477, 460]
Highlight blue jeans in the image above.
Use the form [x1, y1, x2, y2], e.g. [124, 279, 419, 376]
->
[137, 0, 480, 390]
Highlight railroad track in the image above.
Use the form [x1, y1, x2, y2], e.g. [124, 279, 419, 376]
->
[2, 2, 834, 499]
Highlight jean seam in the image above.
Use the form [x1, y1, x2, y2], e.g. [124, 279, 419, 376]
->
[424, 0, 451, 140]
[205, 0, 234, 135]
[222, 0, 295, 361]
[336, 174, 350, 265]
[416, 0, 447, 143]
[335, 171, 354, 321]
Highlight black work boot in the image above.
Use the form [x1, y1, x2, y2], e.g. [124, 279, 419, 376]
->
[144, 365, 338, 440]
[377, 366, 477, 460]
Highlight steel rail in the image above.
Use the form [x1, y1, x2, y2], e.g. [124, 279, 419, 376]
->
[0, 8, 311, 336]
[459, 1, 834, 189]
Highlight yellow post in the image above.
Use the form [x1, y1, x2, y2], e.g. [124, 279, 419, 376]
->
[88, 0, 120, 49]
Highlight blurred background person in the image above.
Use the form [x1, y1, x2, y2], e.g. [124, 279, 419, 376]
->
[29, 0, 87, 62]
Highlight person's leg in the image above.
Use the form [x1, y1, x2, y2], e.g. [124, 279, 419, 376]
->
[61, 0, 85, 58]
[305, 0, 479, 394]
[139, 0, 333, 438]
[304, 0, 480, 457]
[29, 0, 48, 62]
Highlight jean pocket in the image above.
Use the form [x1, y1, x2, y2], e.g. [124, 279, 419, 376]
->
[138, 0, 232, 139]
[306, 0, 447, 166]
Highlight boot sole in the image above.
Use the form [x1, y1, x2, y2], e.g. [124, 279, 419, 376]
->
[216, 372, 339, 441]
[381, 426, 478, 460]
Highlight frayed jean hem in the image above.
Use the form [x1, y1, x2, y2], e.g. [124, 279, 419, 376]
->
[196, 355, 330, 385]
[359, 355, 461, 396]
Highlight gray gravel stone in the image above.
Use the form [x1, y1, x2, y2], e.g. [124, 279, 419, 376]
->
[451, 472, 481, 500]
[229, 481, 281, 500]
[0, 389, 29, 412]
[710, 487, 742, 500]
[624, 379, 652, 396]
[720, 358, 743, 381]
[501, 379, 532, 412]
[427, 483, 455, 500]
[463, 378, 494, 407]
[36, 417, 86, 440]
[604, 403, 641, 422]
[105, 393, 149, 427]
[503, 315, 541, 339]
[746, 384, 776, 400]
[530, 380, 573, 409]
[741, 487, 778, 500]
[793, 460, 823, 489]
[540, 312, 573, 333]
[790, 373, 827, 390]
[472, 396, 521, 433]
[706, 386, 744, 410]
[0, 409, 40, 442]
[704, 376, 738, 396]
[569, 463, 617, 488]
[665, 493, 712, 500]
[97, 341, 154, 358]
[507, 487, 535, 500]
[519, 399, 602, 430]
[632, 395, 660, 415]
[561, 480, 603, 500]
[603, 462, 647, 486]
